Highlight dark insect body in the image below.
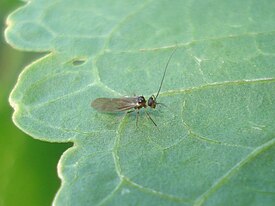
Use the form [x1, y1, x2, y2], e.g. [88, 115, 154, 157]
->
[91, 47, 177, 126]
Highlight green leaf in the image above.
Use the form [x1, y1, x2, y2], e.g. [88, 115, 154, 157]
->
[6, 0, 275, 205]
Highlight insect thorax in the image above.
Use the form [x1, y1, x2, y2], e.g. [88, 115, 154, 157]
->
[136, 96, 147, 109]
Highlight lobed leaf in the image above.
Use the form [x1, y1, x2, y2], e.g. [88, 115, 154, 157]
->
[6, 0, 275, 205]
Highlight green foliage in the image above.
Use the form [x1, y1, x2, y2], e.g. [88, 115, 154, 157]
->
[0, 1, 71, 206]
[6, 0, 275, 205]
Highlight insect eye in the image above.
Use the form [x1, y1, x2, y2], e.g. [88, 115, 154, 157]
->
[148, 97, 153, 106]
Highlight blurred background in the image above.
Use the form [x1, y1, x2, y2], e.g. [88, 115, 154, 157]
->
[0, 1, 70, 205]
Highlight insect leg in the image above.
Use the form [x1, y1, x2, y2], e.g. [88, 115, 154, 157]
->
[136, 110, 139, 127]
[145, 110, 157, 127]
[156, 102, 167, 107]
[127, 109, 135, 113]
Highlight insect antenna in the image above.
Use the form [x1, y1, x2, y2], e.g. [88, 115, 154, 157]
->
[155, 47, 178, 100]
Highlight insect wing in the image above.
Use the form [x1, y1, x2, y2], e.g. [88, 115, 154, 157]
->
[91, 97, 138, 112]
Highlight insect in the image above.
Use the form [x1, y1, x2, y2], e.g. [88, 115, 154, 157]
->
[91, 47, 177, 126]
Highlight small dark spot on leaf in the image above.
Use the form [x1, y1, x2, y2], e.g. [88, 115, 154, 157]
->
[72, 58, 87, 66]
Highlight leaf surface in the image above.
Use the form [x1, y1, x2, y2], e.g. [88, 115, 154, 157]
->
[6, 0, 275, 205]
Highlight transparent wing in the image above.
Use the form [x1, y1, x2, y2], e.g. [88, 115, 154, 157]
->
[91, 97, 138, 112]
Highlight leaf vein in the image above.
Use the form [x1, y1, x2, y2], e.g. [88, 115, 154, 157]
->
[194, 137, 275, 206]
